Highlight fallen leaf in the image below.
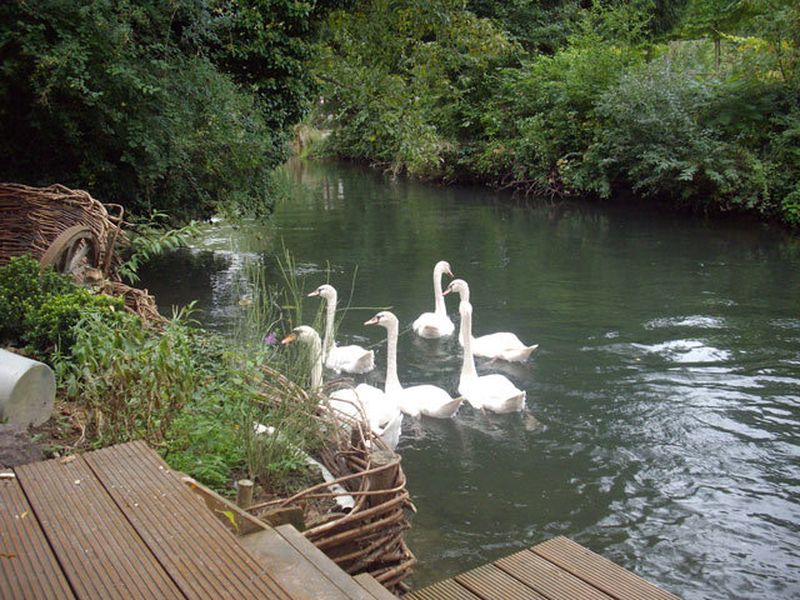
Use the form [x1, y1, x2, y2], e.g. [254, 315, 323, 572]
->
[215, 509, 239, 533]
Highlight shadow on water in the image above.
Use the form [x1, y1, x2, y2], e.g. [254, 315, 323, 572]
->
[140, 158, 800, 600]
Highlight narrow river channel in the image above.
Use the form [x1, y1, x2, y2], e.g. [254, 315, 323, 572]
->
[141, 159, 800, 600]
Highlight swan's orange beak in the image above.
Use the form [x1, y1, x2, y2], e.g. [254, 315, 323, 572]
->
[281, 332, 298, 345]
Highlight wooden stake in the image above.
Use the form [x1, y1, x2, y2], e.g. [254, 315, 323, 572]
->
[236, 479, 254, 510]
[367, 449, 398, 508]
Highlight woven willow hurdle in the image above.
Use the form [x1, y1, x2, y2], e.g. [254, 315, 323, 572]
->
[251, 366, 417, 594]
[0, 183, 123, 275]
[0, 183, 166, 324]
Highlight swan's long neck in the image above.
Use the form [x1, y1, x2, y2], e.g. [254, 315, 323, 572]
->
[460, 301, 478, 381]
[322, 291, 337, 358]
[307, 333, 324, 392]
[384, 318, 403, 394]
[433, 266, 447, 316]
[456, 285, 470, 345]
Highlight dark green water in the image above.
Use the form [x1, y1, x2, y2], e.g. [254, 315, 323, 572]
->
[141, 159, 800, 599]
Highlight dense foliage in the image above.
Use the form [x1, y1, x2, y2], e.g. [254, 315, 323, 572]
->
[0, 0, 339, 222]
[0, 255, 122, 354]
[310, 0, 800, 226]
[0, 254, 327, 494]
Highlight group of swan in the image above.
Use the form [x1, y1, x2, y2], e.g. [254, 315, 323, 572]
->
[281, 260, 538, 449]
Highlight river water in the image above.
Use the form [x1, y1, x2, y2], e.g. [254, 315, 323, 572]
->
[141, 159, 800, 599]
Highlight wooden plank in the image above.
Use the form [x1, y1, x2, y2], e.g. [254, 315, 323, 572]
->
[0, 477, 75, 600]
[495, 548, 613, 600]
[15, 456, 184, 600]
[353, 573, 396, 600]
[180, 475, 304, 535]
[405, 578, 484, 600]
[239, 528, 349, 600]
[531, 537, 679, 600]
[273, 524, 377, 600]
[455, 563, 548, 600]
[84, 441, 291, 600]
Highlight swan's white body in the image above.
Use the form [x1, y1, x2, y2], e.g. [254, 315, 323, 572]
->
[412, 261, 455, 338]
[444, 279, 539, 363]
[281, 326, 399, 449]
[308, 284, 375, 374]
[456, 301, 526, 413]
[367, 311, 462, 419]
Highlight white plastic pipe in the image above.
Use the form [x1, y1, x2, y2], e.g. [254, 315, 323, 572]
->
[0, 349, 55, 427]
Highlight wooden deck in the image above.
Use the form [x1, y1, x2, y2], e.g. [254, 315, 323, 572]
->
[406, 536, 680, 600]
[0, 441, 393, 600]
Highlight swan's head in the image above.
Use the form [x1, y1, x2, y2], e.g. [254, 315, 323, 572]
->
[307, 284, 336, 300]
[444, 278, 470, 300]
[434, 260, 454, 278]
[281, 325, 320, 346]
[364, 310, 399, 330]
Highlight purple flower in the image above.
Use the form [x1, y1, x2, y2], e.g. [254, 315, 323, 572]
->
[263, 332, 279, 345]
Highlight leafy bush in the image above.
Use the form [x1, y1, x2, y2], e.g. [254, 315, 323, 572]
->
[586, 57, 768, 210]
[0, 0, 336, 222]
[0, 256, 73, 344]
[25, 290, 124, 354]
[56, 309, 198, 446]
[476, 38, 643, 193]
[313, 0, 515, 178]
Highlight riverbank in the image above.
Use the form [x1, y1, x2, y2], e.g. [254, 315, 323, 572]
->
[309, 1, 800, 229]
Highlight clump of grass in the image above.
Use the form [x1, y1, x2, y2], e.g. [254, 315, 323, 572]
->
[226, 247, 332, 490]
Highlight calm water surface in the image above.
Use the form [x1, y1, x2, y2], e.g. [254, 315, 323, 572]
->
[141, 160, 800, 599]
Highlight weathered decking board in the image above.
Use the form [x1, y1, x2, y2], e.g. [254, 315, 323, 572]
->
[496, 549, 612, 600]
[241, 527, 352, 600]
[3, 441, 393, 600]
[531, 537, 679, 600]
[273, 524, 378, 600]
[405, 578, 483, 600]
[353, 573, 397, 600]
[456, 564, 548, 600]
[84, 442, 290, 600]
[15, 456, 184, 600]
[406, 536, 680, 600]
[0, 477, 75, 600]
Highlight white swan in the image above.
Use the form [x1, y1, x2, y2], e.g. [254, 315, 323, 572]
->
[457, 300, 526, 413]
[280, 326, 400, 449]
[444, 279, 539, 363]
[308, 284, 375, 374]
[412, 260, 455, 338]
[366, 311, 462, 418]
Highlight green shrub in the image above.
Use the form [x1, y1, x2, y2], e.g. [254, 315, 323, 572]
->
[25, 290, 124, 354]
[313, 0, 515, 178]
[762, 104, 800, 225]
[586, 58, 768, 209]
[56, 309, 198, 447]
[0, 0, 334, 222]
[475, 40, 642, 193]
[0, 256, 73, 344]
